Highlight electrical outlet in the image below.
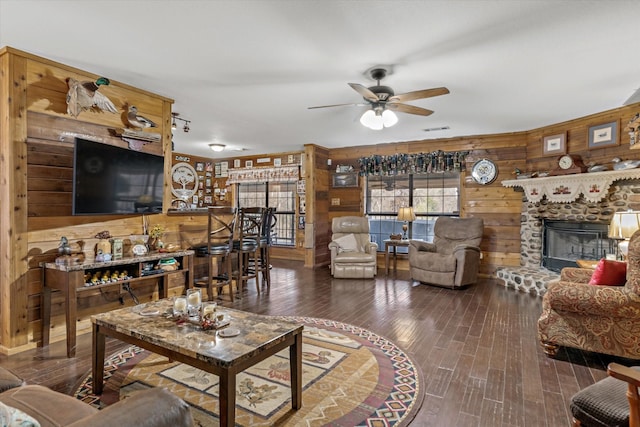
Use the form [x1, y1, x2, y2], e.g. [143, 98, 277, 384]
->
[331, 198, 340, 206]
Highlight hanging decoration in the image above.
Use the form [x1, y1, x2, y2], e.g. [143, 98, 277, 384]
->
[357, 151, 469, 176]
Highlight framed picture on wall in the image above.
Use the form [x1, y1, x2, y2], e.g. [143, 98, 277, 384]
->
[588, 120, 619, 149]
[332, 172, 358, 188]
[542, 132, 566, 156]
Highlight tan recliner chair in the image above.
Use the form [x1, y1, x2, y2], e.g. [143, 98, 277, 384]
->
[328, 216, 378, 278]
[409, 217, 484, 289]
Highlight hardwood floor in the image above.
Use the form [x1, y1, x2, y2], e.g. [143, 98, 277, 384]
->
[0, 260, 634, 426]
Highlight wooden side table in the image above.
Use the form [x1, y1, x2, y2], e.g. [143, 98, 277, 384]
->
[384, 239, 410, 275]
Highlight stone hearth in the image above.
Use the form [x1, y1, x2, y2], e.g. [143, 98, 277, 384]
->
[497, 173, 640, 296]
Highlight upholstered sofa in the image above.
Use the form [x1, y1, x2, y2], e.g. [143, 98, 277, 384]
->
[408, 217, 484, 289]
[537, 230, 640, 359]
[0, 366, 193, 427]
[328, 216, 378, 278]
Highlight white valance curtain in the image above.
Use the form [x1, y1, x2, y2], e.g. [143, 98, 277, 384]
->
[226, 165, 299, 185]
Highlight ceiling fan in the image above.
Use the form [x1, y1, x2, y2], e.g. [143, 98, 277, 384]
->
[309, 67, 449, 130]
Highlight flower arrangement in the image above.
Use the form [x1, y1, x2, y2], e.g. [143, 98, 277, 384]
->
[150, 225, 165, 239]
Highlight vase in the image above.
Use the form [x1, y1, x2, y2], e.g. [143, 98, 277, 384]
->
[148, 237, 157, 251]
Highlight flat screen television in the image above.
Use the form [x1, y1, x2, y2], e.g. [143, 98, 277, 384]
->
[73, 138, 165, 215]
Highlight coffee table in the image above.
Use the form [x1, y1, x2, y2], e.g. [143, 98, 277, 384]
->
[91, 299, 303, 427]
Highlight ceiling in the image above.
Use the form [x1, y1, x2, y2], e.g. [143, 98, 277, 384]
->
[1, 0, 640, 159]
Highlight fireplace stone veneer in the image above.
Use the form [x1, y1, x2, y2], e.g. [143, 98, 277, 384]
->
[497, 172, 640, 296]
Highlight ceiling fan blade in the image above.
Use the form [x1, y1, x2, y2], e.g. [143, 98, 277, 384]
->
[348, 83, 379, 103]
[388, 87, 449, 103]
[308, 102, 366, 109]
[386, 103, 434, 116]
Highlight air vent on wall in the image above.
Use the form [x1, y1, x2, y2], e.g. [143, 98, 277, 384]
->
[423, 126, 450, 132]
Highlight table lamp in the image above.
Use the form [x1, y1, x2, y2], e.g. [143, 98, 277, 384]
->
[608, 211, 640, 259]
[397, 207, 416, 240]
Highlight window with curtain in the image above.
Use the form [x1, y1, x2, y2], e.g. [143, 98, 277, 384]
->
[365, 172, 461, 251]
[237, 182, 296, 246]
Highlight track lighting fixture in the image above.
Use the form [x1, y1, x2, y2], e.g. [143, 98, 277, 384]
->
[171, 112, 191, 133]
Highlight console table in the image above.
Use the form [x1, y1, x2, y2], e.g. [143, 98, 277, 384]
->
[41, 250, 194, 357]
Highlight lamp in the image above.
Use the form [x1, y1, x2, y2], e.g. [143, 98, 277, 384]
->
[209, 143, 225, 152]
[171, 112, 191, 133]
[397, 207, 416, 240]
[608, 211, 640, 259]
[360, 107, 398, 130]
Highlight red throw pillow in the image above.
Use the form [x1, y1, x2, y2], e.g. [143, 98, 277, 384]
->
[588, 259, 627, 286]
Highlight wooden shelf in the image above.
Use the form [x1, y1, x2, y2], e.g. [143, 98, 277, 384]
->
[41, 250, 194, 357]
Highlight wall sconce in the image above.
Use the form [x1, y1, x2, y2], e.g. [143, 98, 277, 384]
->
[171, 112, 191, 133]
[209, 144, 226, 152]
[397, 207, 416, 240]
[608, 210, 640, 258]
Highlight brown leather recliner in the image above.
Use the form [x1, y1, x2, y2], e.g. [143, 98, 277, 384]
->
[0, 365, 193, 427]
[328, 216, 378, 278]
[409, 217, 484, 289]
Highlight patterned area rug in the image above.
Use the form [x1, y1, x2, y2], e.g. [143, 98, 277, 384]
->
[74, 316, 423, 426]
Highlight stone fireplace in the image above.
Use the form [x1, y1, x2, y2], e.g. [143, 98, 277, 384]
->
[496, 169, 640, 296]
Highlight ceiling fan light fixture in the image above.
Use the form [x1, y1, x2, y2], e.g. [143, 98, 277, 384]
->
[360, 109, 378, 129]
[360, 108, 396, 130]
[209, 143, 226, 152]
[382, 109, 398, 127]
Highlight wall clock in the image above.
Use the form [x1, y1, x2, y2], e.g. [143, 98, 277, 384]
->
[549, 154, 587, 176]
[471, 159, 498, 185]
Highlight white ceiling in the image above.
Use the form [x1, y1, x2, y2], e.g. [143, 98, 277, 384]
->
[1, 0, 639, 159]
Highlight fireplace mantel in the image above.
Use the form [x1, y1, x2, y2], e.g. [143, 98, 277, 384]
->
[501, 168, 640, 203]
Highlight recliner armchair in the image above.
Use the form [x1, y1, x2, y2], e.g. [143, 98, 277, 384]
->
[409, 217, 484, 289]
[328, 216, 378, 278]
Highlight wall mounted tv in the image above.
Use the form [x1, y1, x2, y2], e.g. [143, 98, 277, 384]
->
[73, 138, 164, 215]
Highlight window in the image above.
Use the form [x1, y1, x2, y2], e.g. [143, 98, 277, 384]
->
[366, 172, 460, 251]
[237, 182, 296, 246]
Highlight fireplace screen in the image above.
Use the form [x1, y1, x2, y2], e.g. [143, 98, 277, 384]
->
[542, 220, 616, 272]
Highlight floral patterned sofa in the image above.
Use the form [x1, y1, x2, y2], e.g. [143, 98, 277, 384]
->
[537, 230, 640, 359]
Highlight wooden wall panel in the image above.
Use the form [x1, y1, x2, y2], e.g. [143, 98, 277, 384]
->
[525, 105, 640, 172]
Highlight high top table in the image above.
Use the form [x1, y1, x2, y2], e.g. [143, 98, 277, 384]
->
[91, 300, 303, 426]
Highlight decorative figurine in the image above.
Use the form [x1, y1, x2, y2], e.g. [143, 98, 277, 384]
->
[58, 237, 72, 256]
[66, 77, 117, 118]
[126, 105, 157, 129]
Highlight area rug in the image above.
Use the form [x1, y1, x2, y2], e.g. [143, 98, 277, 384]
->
[74, 316, 423, 426]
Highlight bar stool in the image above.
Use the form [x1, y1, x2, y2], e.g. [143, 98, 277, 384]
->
[193, 206, 236, 301]
[570, 363, 640, 426]
[257, 207, 276, 289]
[233, 207, 261, 295]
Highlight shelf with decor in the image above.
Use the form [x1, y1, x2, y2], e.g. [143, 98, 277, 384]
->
[41, 250, 194, 358]
[501, 168, 640, 203]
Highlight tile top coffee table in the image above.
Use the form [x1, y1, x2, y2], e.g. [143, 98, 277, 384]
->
[91, 299, 303, 427]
